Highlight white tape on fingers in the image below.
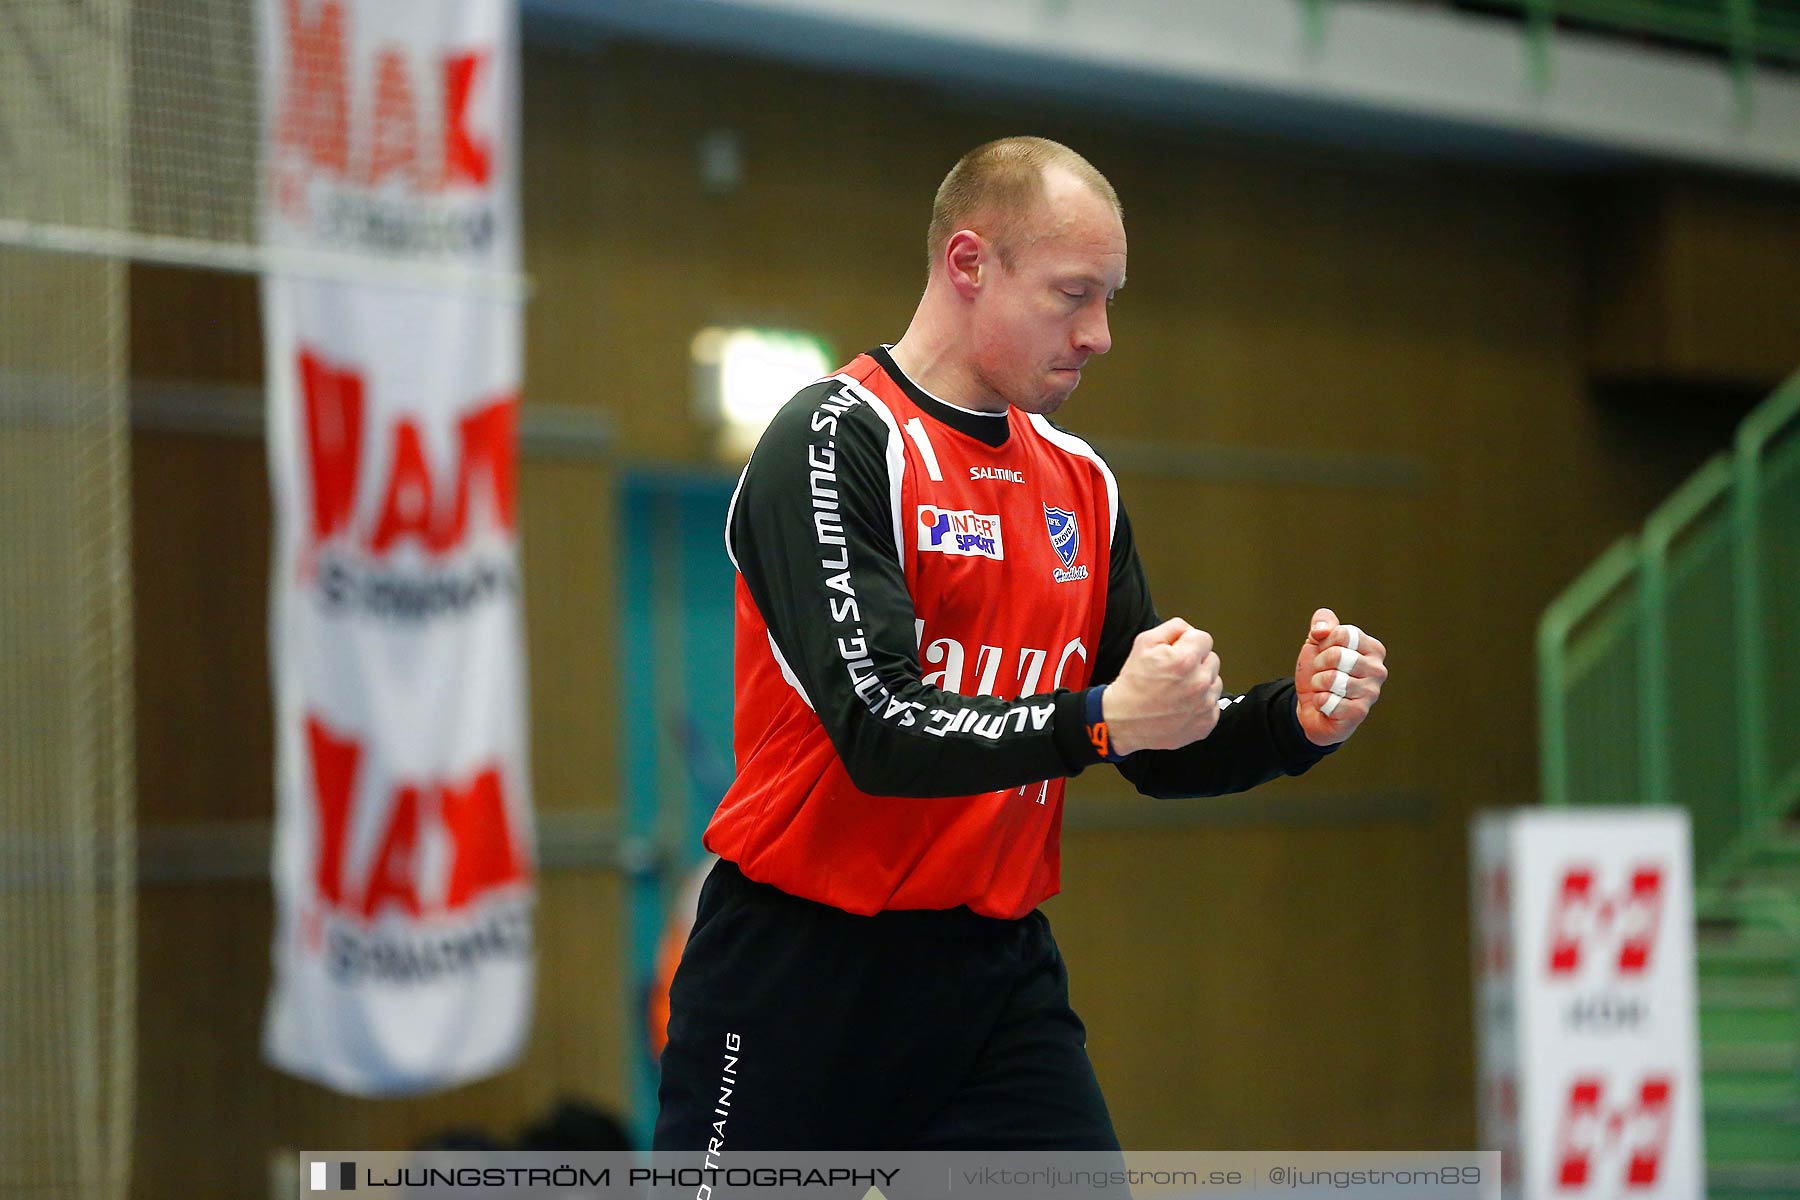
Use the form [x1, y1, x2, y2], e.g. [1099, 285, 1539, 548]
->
[1344, 626, 1361, 654]
[1336, 646, 1359, 674]
[1330, 669, 1351, 697]
[1321, 692, 1343, 717]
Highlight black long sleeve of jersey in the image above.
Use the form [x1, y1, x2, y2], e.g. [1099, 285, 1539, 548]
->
[729, 378, 1335, 801]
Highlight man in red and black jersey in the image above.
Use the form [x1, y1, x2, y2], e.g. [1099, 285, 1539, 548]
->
[654, 137, 1389, 1154]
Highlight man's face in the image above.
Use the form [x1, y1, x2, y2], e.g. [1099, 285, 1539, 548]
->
[968, 170, 1127, 416]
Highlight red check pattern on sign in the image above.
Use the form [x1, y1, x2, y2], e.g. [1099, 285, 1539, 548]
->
[1554, 1075, 1673, 1191]
[1546, 866, 1664, 978]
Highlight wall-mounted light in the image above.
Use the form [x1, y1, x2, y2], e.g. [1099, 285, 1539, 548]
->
[690, 326, 834, 461]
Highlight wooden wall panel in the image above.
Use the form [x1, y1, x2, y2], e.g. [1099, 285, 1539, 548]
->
[130, 432, 272, 825]
[1054, 822, 1443, 1148]
[1585, 175, 1800, 383]
[133, 871, 626, 1200]
[129, 266, 261, 383]
[124, 35, 1800, 1194]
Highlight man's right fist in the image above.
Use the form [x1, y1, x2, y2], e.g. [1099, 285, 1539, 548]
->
[1099, 617, 1223, 756]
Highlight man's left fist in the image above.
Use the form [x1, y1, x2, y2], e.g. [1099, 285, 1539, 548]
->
[1294, 607, 1387, 748]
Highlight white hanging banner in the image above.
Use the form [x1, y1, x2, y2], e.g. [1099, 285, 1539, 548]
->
[1471, 809, 1705, 1199]
[257, 0, 534, 1095]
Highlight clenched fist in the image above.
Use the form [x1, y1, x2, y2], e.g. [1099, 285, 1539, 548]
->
[1100, 617, 1223, 756]
[1295, 607, 1387, 747]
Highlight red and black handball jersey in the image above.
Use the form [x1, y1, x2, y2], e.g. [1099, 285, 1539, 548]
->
[703, 347, 1334, 919]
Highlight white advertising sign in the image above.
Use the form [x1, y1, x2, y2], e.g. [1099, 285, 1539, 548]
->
[1472, 809, 1705, 1199]
[257, 0, 534, 1095]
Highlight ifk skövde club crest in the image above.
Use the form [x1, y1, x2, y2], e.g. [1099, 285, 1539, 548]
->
[1044, 505, 1079, 570]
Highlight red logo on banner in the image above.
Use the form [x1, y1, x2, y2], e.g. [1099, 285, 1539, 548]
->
[299, 347, 365, 543]
[298, 347, 517, 557]
[1554, 1075, 1673, 1191]
[276, 0, 493, 195]
[307, 714, 528, 921]
[1546, 865, 1664, 978]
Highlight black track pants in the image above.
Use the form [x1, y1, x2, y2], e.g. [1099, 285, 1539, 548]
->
[653, 858, 1122, 1153]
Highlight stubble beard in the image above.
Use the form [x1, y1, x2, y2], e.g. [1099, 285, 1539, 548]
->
[970, 360, 1072, 418]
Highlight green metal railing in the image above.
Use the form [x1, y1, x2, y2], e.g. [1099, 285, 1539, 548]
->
[1542, 373, 1800, 1184]
[1539, 370, 1800, 889]
[1301, 1, 1800, 113]
[1486, 1, 1800, 69]
[1506, 0, 1800, 113]
[1538, 537, 1644, 808]
[1739, 373, 1800, 838]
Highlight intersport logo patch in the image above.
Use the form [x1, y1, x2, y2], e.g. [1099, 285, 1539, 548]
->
[917, 506, 1004, 560]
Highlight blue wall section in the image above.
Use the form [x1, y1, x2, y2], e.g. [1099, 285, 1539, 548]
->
[617, 470, 740, 1147]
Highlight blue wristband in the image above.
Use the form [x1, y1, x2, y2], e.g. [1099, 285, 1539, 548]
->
[1084, 685, 1127, 762]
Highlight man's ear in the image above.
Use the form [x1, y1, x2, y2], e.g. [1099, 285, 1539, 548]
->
[944, 230, 985, 299]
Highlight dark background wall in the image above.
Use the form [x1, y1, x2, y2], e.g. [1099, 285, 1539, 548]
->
[125, 37, 1800, 1197]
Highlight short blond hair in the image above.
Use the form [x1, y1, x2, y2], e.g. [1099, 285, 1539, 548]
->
[927, 136, 1121, 270]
